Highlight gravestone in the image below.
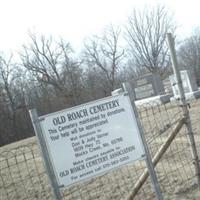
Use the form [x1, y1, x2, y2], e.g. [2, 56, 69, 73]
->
[163, 77, 173, 95]
[132, 73, 165, 100]
[128, 73, 171, 106]
[169, 70, 200, 99]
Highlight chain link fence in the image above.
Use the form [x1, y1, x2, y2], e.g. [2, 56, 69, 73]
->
[0, 98, 200, 200]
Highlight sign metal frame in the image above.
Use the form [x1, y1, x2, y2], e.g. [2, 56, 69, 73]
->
[29, 90, 163, 200]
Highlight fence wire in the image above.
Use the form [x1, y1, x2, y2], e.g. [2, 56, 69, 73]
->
[0, 98, 200, 200]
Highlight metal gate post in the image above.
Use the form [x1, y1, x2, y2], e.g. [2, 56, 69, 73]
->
[122, 83, 163, 200]
[167, 33, 200, 187]
[29, 109, 62, 200]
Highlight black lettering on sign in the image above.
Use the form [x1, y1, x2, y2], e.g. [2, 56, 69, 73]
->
[111, 137, 123, 145]
[59, 170, 69, 177]
[70, 164, 85, 174]
[53, 116, 66, 126]
[67, 109, 88, 121]
[120, 156, 129, 162]
[89, 100, 120, 114]
[75, 150, 88, 157]
[73, 145, 84, 152]
[109, 146, 135, 159]
[86, 156, 108, 168]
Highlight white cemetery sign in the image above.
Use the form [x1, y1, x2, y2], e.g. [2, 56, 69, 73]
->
[37, 93, 145, 187]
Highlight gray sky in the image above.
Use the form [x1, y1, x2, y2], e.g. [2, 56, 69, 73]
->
[0, 0, 199, 53]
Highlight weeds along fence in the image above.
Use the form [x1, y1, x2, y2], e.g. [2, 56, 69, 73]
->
[1, 98, 200, 200]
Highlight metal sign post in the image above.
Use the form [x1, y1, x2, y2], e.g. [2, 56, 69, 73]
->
[167, 33, 200, 187]
[122, 82, 163, 200]
[29, 109, 62, 200]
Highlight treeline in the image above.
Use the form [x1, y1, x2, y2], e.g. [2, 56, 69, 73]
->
[0, 5, 200, 146]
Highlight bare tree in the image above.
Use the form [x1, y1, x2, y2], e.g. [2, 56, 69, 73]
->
[125, 5, 175, 77]
[0, 55, 27, 142]
[21, 33, 83, 106]
[83, 25, 125, 95]
[59, 39, 84, 105]
[0, 56, 16, 137]
[178, 29, 200, 85]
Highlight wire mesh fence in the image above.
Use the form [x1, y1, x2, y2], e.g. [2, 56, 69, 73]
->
[0, 98, 200, 200]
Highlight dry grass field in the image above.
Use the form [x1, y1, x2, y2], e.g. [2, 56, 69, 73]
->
[1, 99, 200, 200]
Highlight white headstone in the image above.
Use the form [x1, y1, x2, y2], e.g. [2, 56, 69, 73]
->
[169, 70, 198, 98]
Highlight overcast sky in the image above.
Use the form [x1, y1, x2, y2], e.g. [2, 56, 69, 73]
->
[0, 0, 200, 53]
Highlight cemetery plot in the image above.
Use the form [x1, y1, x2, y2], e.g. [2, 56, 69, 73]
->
[135, 84, 154, 99]
[39, 94, 145, 187]
[132, 73, 165, 100]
